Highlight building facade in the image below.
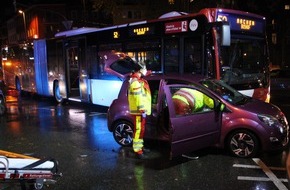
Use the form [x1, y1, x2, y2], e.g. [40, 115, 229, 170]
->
[6, 4, 68, 45]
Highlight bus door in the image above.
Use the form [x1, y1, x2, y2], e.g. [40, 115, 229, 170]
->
[65, 38, 89, 102]
[65, 40, 80, 99]
[78, 38, 89, 102]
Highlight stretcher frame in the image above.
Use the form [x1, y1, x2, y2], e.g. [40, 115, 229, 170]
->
[0, 156, 62, 190]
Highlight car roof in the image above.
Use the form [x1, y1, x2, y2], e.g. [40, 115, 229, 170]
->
[143, 73, 205, 82]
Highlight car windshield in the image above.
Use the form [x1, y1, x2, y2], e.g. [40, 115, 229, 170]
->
[200, 79, 250, 105]
[219, 37, 269, 90]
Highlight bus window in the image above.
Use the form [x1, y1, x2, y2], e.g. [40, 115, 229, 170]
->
[87, 45, 98, 79]
[184, 38, 202, 74]
[220, 38, 268, 89]
[126, 41, 161, 73]
[164, 39, 179, 73]
[99, 43, 122, 52]
[126, 51, 161, 72]
[205, 33, 216, 78]
[67, 47, 78, 69]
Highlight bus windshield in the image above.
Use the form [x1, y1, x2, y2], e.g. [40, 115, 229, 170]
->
[219, 37, 268, 90]
[201, 79, 249, 105]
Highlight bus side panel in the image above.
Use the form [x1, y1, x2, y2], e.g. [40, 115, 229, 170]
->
[90, 79, 123, 107]
[34, 39, 50, 96]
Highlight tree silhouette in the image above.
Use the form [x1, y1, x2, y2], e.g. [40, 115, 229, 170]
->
[91, 0, 119, 14]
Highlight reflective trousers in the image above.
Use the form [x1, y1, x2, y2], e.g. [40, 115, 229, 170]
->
[132, 115, 146, 154]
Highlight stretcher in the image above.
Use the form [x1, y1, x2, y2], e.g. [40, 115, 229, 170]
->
[0, 153, 61, 190]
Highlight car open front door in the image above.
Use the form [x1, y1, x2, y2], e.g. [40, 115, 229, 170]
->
[163, 84, 222, 158]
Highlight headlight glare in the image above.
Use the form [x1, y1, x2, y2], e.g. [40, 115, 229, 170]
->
[258, 114, 279, 127]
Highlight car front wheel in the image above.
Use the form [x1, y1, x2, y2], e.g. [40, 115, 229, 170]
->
[113, 120, 134, 147]
[227, 130, 259, 158]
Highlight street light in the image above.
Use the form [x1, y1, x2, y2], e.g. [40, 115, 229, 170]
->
[18, 10, 27, 41]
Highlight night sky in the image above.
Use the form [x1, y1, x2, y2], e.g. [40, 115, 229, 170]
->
[0, 0, 287, 25]
[1, 0, 68, 24]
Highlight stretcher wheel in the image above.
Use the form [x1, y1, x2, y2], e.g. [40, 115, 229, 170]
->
[34, 178, 44, 190]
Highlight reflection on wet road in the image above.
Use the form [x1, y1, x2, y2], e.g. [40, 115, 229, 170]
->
[0, 95, 288, 190]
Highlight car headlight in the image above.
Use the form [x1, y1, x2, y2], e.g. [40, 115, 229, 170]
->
[258, 114, 280, 128]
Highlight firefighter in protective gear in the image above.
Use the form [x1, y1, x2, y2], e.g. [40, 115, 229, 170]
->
[128, 66, 152, 159]
[172, 88, 214, 115]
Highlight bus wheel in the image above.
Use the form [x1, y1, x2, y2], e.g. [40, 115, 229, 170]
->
[53, 81, 63, 103]
[15, 77, 21, 91]
[0, 96, 6, 116]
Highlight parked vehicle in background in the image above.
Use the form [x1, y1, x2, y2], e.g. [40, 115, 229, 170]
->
[1, 43, 35, 93]
[270, 66, 290, 103]
[0, 79, 6, 116]
[106, 56, 289, 159]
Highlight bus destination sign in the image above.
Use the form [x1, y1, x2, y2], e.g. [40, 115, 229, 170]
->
[128, 26, 155, 36]
[217, 12, 264, 33]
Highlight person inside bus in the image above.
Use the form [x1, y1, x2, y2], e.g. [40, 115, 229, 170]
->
[128, 64, 152, 160]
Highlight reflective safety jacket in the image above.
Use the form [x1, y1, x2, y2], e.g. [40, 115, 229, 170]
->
[128, 73, 152, 115]
[172, 88, 214, 112]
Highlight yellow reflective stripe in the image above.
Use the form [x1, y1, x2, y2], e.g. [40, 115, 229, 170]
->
[134, 115, 142, 139]
[133, 140, 143, 152]
[175, 89, 195, 108]
[137, 105, 145, 109]
[172, 94, 189, 105]
[133, 115, 143, 153]
[132, 87, 141, 90]
[129, 91, 142, 95]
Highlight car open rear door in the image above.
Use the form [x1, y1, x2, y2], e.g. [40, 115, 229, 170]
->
[163, 84, 222, 158]
[101, 50, 141, 79]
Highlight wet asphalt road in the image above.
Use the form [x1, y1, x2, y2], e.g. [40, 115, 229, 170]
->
[0, 93, 289, 190]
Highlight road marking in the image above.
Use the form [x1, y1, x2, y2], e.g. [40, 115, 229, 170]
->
[233, 164, 286, 171]
[252, 158, 288, 190]
[238, 176, 288, 183]
[234, 158, 288, 190]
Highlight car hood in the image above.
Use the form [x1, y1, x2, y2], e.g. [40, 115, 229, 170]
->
[237, 98, 282, 116]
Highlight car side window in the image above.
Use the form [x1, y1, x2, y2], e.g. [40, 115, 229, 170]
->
[148, 80, 160, 109]
[170, 87, 214, 116]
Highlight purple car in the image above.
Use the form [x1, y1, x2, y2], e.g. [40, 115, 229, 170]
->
[106, 55, 289, 158]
